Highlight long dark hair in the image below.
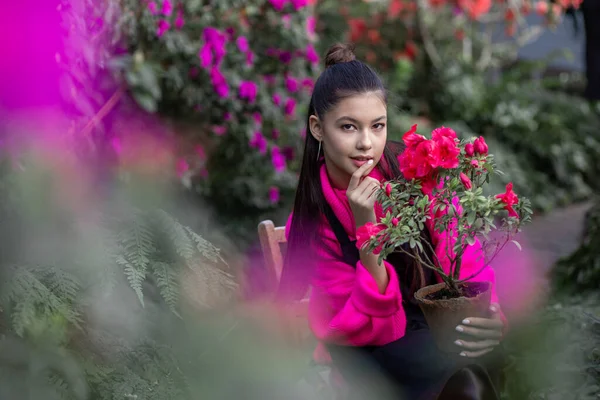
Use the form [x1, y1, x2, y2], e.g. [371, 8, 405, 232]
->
[277, 43, 431, 301]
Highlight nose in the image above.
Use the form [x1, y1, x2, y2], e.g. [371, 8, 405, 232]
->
[357, 129, 372, 150]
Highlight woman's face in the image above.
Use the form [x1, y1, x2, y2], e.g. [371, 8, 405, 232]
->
[309, 91, 387, 189]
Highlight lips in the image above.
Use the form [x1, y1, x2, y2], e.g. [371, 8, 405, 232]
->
[350, 156, 373, 167]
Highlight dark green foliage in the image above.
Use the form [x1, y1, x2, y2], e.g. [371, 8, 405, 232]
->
[553, 200, 600, 293]
[501, 294, 600, 400]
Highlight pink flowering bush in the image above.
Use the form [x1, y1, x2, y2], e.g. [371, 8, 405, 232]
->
[107, 0, 319, 244]
[358, 125, 533, 295]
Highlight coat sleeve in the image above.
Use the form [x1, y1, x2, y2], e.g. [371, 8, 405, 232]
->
[285, 213, 406, 346]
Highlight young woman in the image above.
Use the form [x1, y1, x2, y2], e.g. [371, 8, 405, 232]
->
[278, 43, 506, 400]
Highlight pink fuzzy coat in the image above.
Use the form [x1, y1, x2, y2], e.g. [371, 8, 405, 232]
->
[285, 163, 504, 363]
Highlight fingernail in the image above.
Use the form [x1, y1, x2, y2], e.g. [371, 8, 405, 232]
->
[454, 340, 462, 346]
[462, 319, 470, 325]
[460, 351, 467, 357]
[455, 326, 464, 332]
[367, 159, 373, 165]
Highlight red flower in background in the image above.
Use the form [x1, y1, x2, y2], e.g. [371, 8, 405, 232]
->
[388, 0, 404, 18]
[348, 18, 367, 42]
[458, 0, 492, 19]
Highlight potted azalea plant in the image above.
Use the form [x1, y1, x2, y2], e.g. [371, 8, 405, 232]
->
[358, 125, 532, 351]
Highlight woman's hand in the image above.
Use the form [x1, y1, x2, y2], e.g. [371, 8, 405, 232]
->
[347, 160, 379, 229]
[454, 303, 505, 358]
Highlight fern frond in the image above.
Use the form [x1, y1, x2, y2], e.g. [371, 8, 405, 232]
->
[117, 210, 155, 271]
[115, 256, 146, 307]
[6, 267, 82, 334]
[154, 210, 195, 261]
[11, 297, 36, 337]
[150, 261, 180, 317]
[184, 226, 223, 265]
[34, 266, 80, 304]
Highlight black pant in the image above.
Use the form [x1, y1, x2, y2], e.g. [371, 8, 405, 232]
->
[327, 327, 503, 400]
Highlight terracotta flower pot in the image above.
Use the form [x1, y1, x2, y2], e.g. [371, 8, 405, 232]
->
[414, 281, 492, 353]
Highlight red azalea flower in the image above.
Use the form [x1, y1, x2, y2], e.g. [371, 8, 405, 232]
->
[402, 124, 426, 148]
[356, 222, 386, 254]
[496, 182, 519, 217]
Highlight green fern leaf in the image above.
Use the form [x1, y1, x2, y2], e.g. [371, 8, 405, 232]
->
[184, 226, 223, 265]
[116, 256, 146, 307]
[151, 261, 180, 317]
[154, 210, 195, 261]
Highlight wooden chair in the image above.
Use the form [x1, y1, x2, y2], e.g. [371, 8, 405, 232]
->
[257, 220, 310, 322]
[257, 220, 335, 397]
[257, 220, 287, 291]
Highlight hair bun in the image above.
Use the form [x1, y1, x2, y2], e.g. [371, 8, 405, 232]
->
[324, 43, 356, 68]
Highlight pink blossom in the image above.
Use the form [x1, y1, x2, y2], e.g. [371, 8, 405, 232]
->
[271, 146, 286, 173]
[291, 0, 308, 10]
[305, 44, 319, 64]
[175, 9, 185, 29]
[465, 143, 475, 157]
[148, 2, 159, 14]
[239, 80, 258, 103]
[249, 131, 268, 155]
[176, 158, 189, 177]
[214, 84, 229, 98]
[245, 51, 255, 66]
[203, 28, 227, 66]
[279, 51, 292, 64]
[157, 19, 170, 37]
[225, 27, 236, 41]
[252, 112, 262, 125]
[269, 0, 287, 11]
[195, 145, 206, 159]
[392, 218, 399, 227]
[224, 112, 232, 121]
[471, 159, 479, 167]
[263, 75, 276, 85]
[284, 98, 296, 116]
[306, 16, 316, 39]
[385, 183, 392, 196]
[199, 44, 213, 69]
[474, 136, 489, 155]
[210, 67, 229, 98]
[282, 14, 292, 29]
[282, 146, 295, 161]
[269, 186, 280, 204]
[236, 36, 250, 53]
[161, 0, 173, 15]
[213, 125, 227, 136]
[459, 172, 473, 190]
[301, 78, 314, 90]
[272, 93, 282, 106]
[285, 77, 299, 93]
[272, 129, 280, 139]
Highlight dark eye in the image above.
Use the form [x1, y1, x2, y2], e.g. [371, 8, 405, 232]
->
[373, 123, 386, 130]
[341, 124, 355, 131]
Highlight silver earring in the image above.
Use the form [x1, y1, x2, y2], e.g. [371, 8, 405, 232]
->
[316, 141, 322, 162]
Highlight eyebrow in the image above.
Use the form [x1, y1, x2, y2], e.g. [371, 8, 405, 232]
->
[335, 115, 387, 124]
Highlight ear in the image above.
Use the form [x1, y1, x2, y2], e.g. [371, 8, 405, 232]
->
[308, 115, 323, 142]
